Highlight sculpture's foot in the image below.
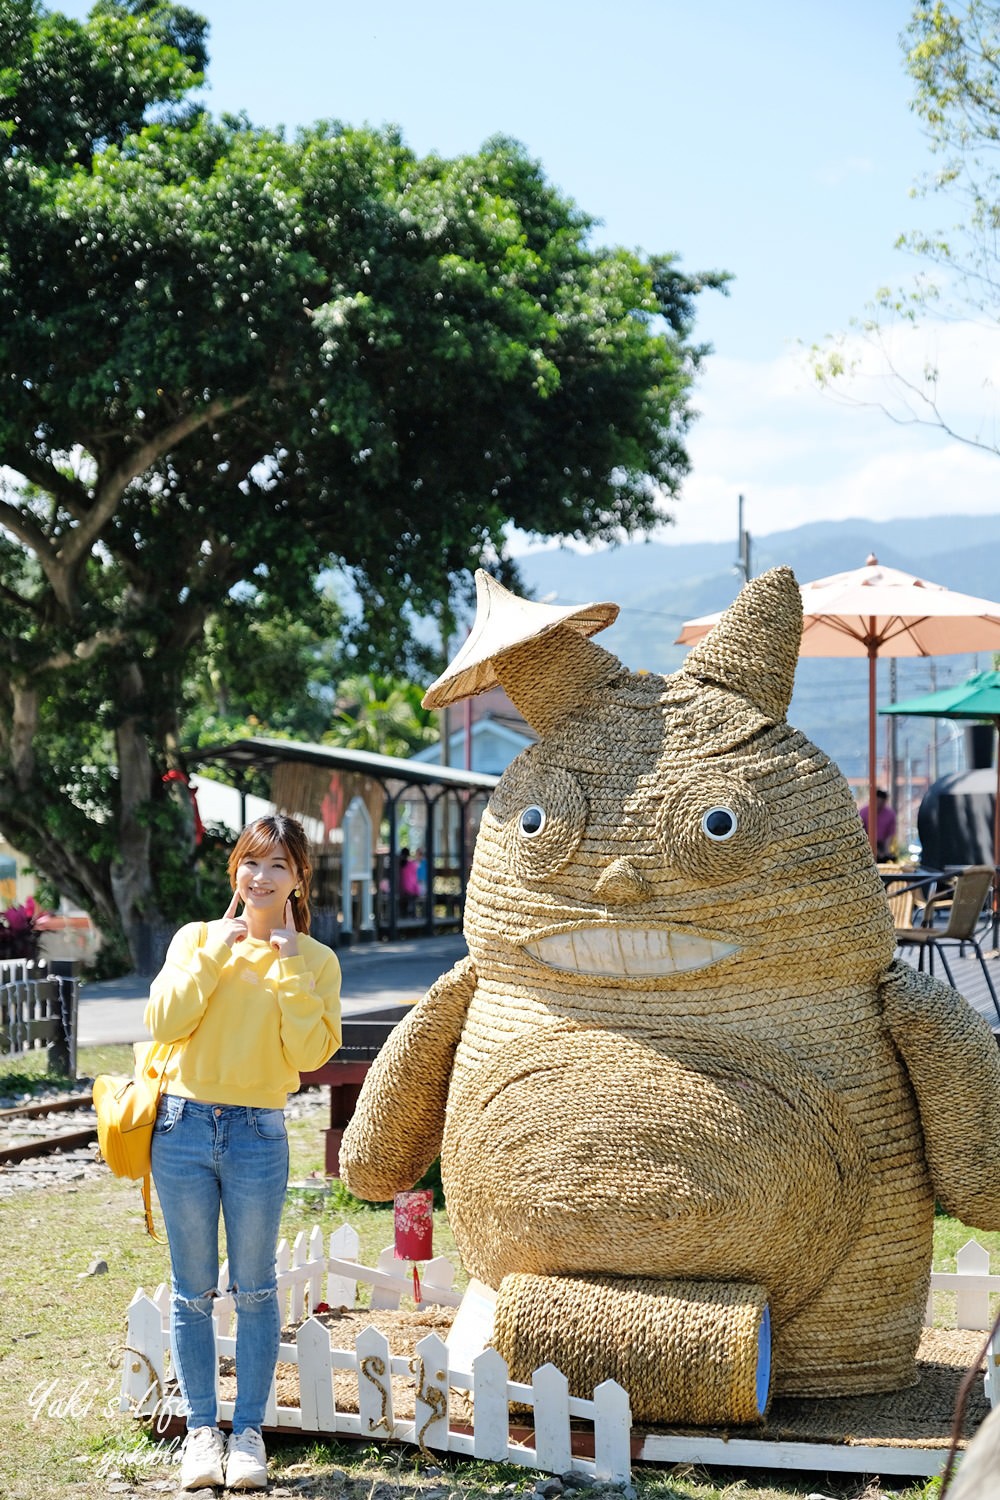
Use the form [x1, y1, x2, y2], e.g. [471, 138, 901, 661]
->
[492, 1271, 771, 1426]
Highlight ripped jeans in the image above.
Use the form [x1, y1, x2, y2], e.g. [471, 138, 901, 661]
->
[151, 1096, 289, 1432]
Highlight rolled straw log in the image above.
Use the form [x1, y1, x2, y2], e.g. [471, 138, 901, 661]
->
[493, 1271, 771, 1425]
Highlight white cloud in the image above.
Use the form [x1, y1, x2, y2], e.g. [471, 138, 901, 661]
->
[507, 319, 1000, 558]
[669, 320, 1000, 544]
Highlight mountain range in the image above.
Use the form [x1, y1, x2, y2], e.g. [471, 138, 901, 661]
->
[512, 514, 1000, 784]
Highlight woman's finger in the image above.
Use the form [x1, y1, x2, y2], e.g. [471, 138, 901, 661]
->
[224, 888, 241, 918]
[284, 899, 293, 928]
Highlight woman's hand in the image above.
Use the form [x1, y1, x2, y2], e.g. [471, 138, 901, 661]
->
[213, 889, 249, 949]
[269, 900, 299, 959]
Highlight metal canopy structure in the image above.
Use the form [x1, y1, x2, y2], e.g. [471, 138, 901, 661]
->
[193, 736, 500, 792]
[191, 737, 498, 943]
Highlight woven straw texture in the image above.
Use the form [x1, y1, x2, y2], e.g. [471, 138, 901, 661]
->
[493, 1273, 770, 1425]
[443, 1027, 869, 1324]
[342, 565, 1000, 1421]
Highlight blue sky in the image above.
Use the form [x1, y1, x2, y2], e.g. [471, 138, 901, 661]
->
[58, 0, 1000, 551]
[160, 0, 933, 357]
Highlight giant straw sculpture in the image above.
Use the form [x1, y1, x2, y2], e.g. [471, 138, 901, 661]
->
[342, 567, 1000, 1424]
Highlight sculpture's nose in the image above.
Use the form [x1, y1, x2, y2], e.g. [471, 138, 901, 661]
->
[594, 856, 650, 906]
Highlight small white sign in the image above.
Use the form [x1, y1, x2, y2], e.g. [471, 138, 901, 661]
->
[445, 1278, 497, 1369]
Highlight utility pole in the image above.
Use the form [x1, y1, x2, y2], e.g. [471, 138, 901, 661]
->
[439, 615, 451, 768]
[736, 494, 753, 583]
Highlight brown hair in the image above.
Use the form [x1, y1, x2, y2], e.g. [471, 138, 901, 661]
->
[227, 814, 313, 933]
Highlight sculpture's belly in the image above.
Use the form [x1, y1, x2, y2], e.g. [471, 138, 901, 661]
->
[442, 1024, 869, 1323]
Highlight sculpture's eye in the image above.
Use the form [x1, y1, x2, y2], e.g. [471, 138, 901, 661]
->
[702, 806, 738, 842]
[519, 805, 546, 837]
[485, 753, 587, 882]
[656, 771, 771, 881]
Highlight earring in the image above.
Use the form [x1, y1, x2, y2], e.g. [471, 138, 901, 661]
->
[293, 888, 301, 898]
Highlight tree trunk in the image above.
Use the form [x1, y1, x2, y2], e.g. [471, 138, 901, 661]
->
[10, 683, 38, 792]
[0, 789, 120, 932]
[0, 667, 123, 942]
[110, 663, 156, 965]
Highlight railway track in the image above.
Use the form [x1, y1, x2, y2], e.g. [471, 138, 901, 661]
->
[0, 1090, 101, 1183]
[0, 1081, 329, 1194]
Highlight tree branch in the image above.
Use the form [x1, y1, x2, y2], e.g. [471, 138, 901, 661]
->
[9, 684, 37, 791]
[830, 387, 1000, 455]
[0, 579, 43, 618]
[34, 627, 130, 674]
[816, 320, 1000, 458]
[0, 784, 117, 930]
[0, 494, 59, 561]
[59, 393, 254, 569]
[2, 448, 93, 523]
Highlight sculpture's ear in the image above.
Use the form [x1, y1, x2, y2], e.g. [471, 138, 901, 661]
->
[422, 570, 621, 737]
[681, 567, 802, 722]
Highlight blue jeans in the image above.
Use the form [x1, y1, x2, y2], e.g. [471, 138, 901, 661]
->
[151, 1096, 289, 1433]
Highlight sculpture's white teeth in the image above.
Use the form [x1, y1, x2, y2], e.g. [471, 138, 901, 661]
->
[523, 926, 739, 977]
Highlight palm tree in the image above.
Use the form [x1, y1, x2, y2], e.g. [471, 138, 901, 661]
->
[326, 674, 438, 759]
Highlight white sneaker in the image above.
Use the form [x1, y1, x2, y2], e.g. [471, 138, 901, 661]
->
[225, 1427, 268, 1491]
[179, 1425, 225, 1489]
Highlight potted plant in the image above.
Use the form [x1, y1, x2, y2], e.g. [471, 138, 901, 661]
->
[0, 898, 50, 962]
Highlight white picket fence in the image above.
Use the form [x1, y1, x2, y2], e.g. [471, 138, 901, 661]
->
[120, 1223, 632, 1483]
[928, 1238, 1000, 1411]
[120, 1229, 1000, 1482]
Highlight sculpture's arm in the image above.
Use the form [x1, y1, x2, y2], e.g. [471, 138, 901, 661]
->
[881, 958, 1000, 1227]
[339, 955, 476, 1201]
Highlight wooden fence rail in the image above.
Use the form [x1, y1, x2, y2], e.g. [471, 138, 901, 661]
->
[120, 1227, 1000, 1482]
[0, 958, 78, 1075]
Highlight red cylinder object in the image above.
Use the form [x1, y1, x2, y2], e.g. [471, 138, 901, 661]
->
[394, 1188, 434, 1262]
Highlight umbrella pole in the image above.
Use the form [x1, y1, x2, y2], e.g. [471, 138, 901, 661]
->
[993, 720, 1000, 950]
[867, 638, 878, 855]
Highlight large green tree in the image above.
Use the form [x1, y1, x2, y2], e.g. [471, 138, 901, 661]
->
[815, 1, 1000, 447]
[0, 0, 727, 963]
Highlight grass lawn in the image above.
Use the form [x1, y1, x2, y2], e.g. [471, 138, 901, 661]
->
[0, 1047, 984, 1500]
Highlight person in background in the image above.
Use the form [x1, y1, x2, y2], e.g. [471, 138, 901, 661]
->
[144, 814, 341, 1492]
[398, 844, 420, 916]
[859, 788, 897, 861]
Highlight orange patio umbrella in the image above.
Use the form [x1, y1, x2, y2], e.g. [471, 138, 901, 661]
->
[676, 555, 1000, 853]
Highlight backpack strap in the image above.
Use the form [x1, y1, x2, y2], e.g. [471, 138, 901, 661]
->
[140, 1171, 165, 1242]
[137, 1042, 174, 1243]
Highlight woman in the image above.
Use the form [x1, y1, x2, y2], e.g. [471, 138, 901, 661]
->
[145, 814, 341, 1492]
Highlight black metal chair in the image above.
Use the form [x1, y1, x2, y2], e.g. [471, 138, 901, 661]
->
[895, 864, 1000, 1024]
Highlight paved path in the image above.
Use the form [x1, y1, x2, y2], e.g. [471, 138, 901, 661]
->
[76, 932, 468, 1047]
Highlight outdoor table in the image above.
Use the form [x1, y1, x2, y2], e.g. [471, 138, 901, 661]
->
[877, 866, 945, 899]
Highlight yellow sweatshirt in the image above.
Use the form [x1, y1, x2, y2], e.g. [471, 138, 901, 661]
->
[144, 921, 342, 1108]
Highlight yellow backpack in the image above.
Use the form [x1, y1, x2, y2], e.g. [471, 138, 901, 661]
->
[93, 1040, 173, 1239]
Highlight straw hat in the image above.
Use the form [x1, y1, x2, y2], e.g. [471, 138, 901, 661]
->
[422, 569, 618, 711]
